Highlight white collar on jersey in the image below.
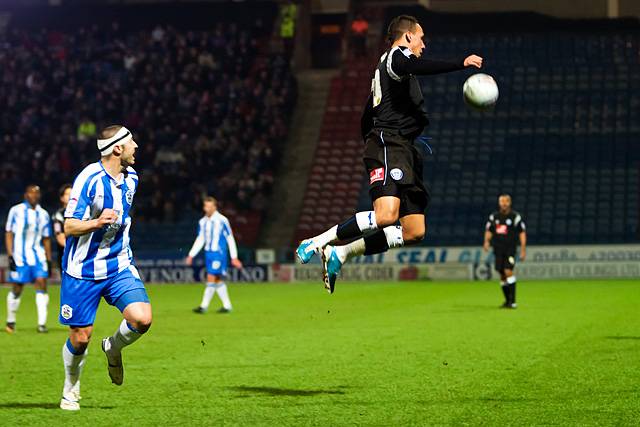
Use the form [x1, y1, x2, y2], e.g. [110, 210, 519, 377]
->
[97, 126, 132, 156]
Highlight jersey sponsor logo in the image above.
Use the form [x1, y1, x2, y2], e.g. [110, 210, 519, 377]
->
[369, 167, 385, 184]
[496, 224, 508, 235]
[61, 304, 73, 320]
[390, 168, 403, 181]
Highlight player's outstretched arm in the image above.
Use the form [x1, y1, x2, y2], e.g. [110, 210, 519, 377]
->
[64, 209, 117, 237]
[393, 51, 483, 76]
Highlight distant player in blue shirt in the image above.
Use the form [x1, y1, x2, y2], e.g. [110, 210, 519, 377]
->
[4, 185, 53, 334]
[186, 196, 242, 314]
[58, 125, 151, 411]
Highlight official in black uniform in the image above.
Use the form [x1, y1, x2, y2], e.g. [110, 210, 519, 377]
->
[483, 194, 527, 308]
[52, 184, 71, 271]
[295, 15, 483, 292]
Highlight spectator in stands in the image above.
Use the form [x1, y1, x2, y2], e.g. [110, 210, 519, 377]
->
[0, 22, 295, 228]
[350, 14, 369, 57]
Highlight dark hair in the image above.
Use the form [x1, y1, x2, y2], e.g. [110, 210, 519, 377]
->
[99, 124, 123, 140]
[203, 196, 217, 205]
[59, 183, 72, 197]
[386, 15, 419, 43]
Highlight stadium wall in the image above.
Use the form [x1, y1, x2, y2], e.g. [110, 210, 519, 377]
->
[2, 245, 637, 283]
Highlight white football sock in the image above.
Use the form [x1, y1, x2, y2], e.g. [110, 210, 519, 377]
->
[335, 238, 366, 263]
[383, 225, 404, 249]
[110, 319, 142, 352]
[6, 291, 21, 323]
[62, 339, 87, 397]
[215, 283, 232, 310]
[35, 291, 49, 326]
[200, 284, 216, 309]
[311, 225, 338, 248]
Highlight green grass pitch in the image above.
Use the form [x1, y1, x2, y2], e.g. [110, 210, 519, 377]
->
[1, 279, 639, 426]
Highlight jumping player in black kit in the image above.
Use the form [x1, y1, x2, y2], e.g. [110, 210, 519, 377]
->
[483, 194, 527, 308]
[296, 15, 483, 292]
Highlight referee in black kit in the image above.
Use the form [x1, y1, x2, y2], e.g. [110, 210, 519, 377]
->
[295, 14, 483, 292]
[483, 194, 527, 308]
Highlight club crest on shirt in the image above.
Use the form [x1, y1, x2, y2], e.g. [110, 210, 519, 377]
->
[61, 304, 73, 320]
[125, 189, 135, 205]
[390, 168, 403, 181]
[506, 218, 512, 225]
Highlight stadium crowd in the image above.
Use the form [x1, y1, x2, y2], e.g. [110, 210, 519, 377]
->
[0, 22, 295, 223]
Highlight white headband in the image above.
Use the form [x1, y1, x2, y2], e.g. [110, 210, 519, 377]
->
[97, 126, 132, 156]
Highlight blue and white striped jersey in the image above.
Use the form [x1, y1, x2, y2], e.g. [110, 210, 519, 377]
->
[188, 211, 238, 259]
[62, 162, 139, 280]
[5, 202, 51, 267]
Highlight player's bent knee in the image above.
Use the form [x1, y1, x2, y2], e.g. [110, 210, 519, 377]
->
[402, 226, 426, 244]
[375, 211, 400, 228]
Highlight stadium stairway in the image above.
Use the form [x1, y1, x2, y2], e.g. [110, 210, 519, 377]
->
[260, 69, 337, 250]
[291, 57, 376, 245]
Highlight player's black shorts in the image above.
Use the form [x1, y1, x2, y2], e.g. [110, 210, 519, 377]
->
[494, 250, 516, 272]
[363, 128, 430, 217]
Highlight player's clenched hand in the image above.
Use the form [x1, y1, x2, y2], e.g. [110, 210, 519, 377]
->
[231, 258, 243, 269]
[520, 250, 526, 262]
[482, 241, 490, 252]
[464, 55, 483, 68]
[96, 208, 118, 228]
[185, 256, 193, 266]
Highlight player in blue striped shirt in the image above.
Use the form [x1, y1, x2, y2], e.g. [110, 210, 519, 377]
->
[186, 196, 242, 314]
[4, 185, 53, 334]
[58, 125, 152, 411]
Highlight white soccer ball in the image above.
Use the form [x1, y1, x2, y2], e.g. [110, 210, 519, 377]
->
[463, 73, 499, 111]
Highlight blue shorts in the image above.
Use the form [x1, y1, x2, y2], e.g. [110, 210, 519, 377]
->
[9, 263, 48, 284]
[205, 251, 228, 276]
[59, 265, 149, 327]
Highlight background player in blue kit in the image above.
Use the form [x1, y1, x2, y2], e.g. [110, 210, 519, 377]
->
[186, 196, 242, 314]
[58, 125, 152, 411]
[4, 185, 53, 333]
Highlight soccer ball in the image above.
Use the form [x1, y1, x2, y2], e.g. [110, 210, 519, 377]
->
[463, 73, 499, 111]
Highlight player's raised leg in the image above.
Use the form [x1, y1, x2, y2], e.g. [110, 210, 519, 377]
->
[101, 268, 152, 386]
[296, 209, 381, 263]
[322, 198, 426, 293]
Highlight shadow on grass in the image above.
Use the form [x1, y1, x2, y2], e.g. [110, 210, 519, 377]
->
[0, 402, 116, 410]
[604, 336, 640, 340]
[229, 385, 346, 397]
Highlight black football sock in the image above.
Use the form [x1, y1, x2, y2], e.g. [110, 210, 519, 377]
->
[362, 226, 404, 255]
[336, 211, 378, 240]
[363, 230, 389, 255]
[501, 282, 509, 303]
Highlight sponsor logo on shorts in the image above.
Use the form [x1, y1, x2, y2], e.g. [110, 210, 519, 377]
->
[61, 304, 73, 320]
[212, 261, 221, 270]
[369, 168, 385, 184]
[508, 256, 515, 265]
[390, 168, 403, 181]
